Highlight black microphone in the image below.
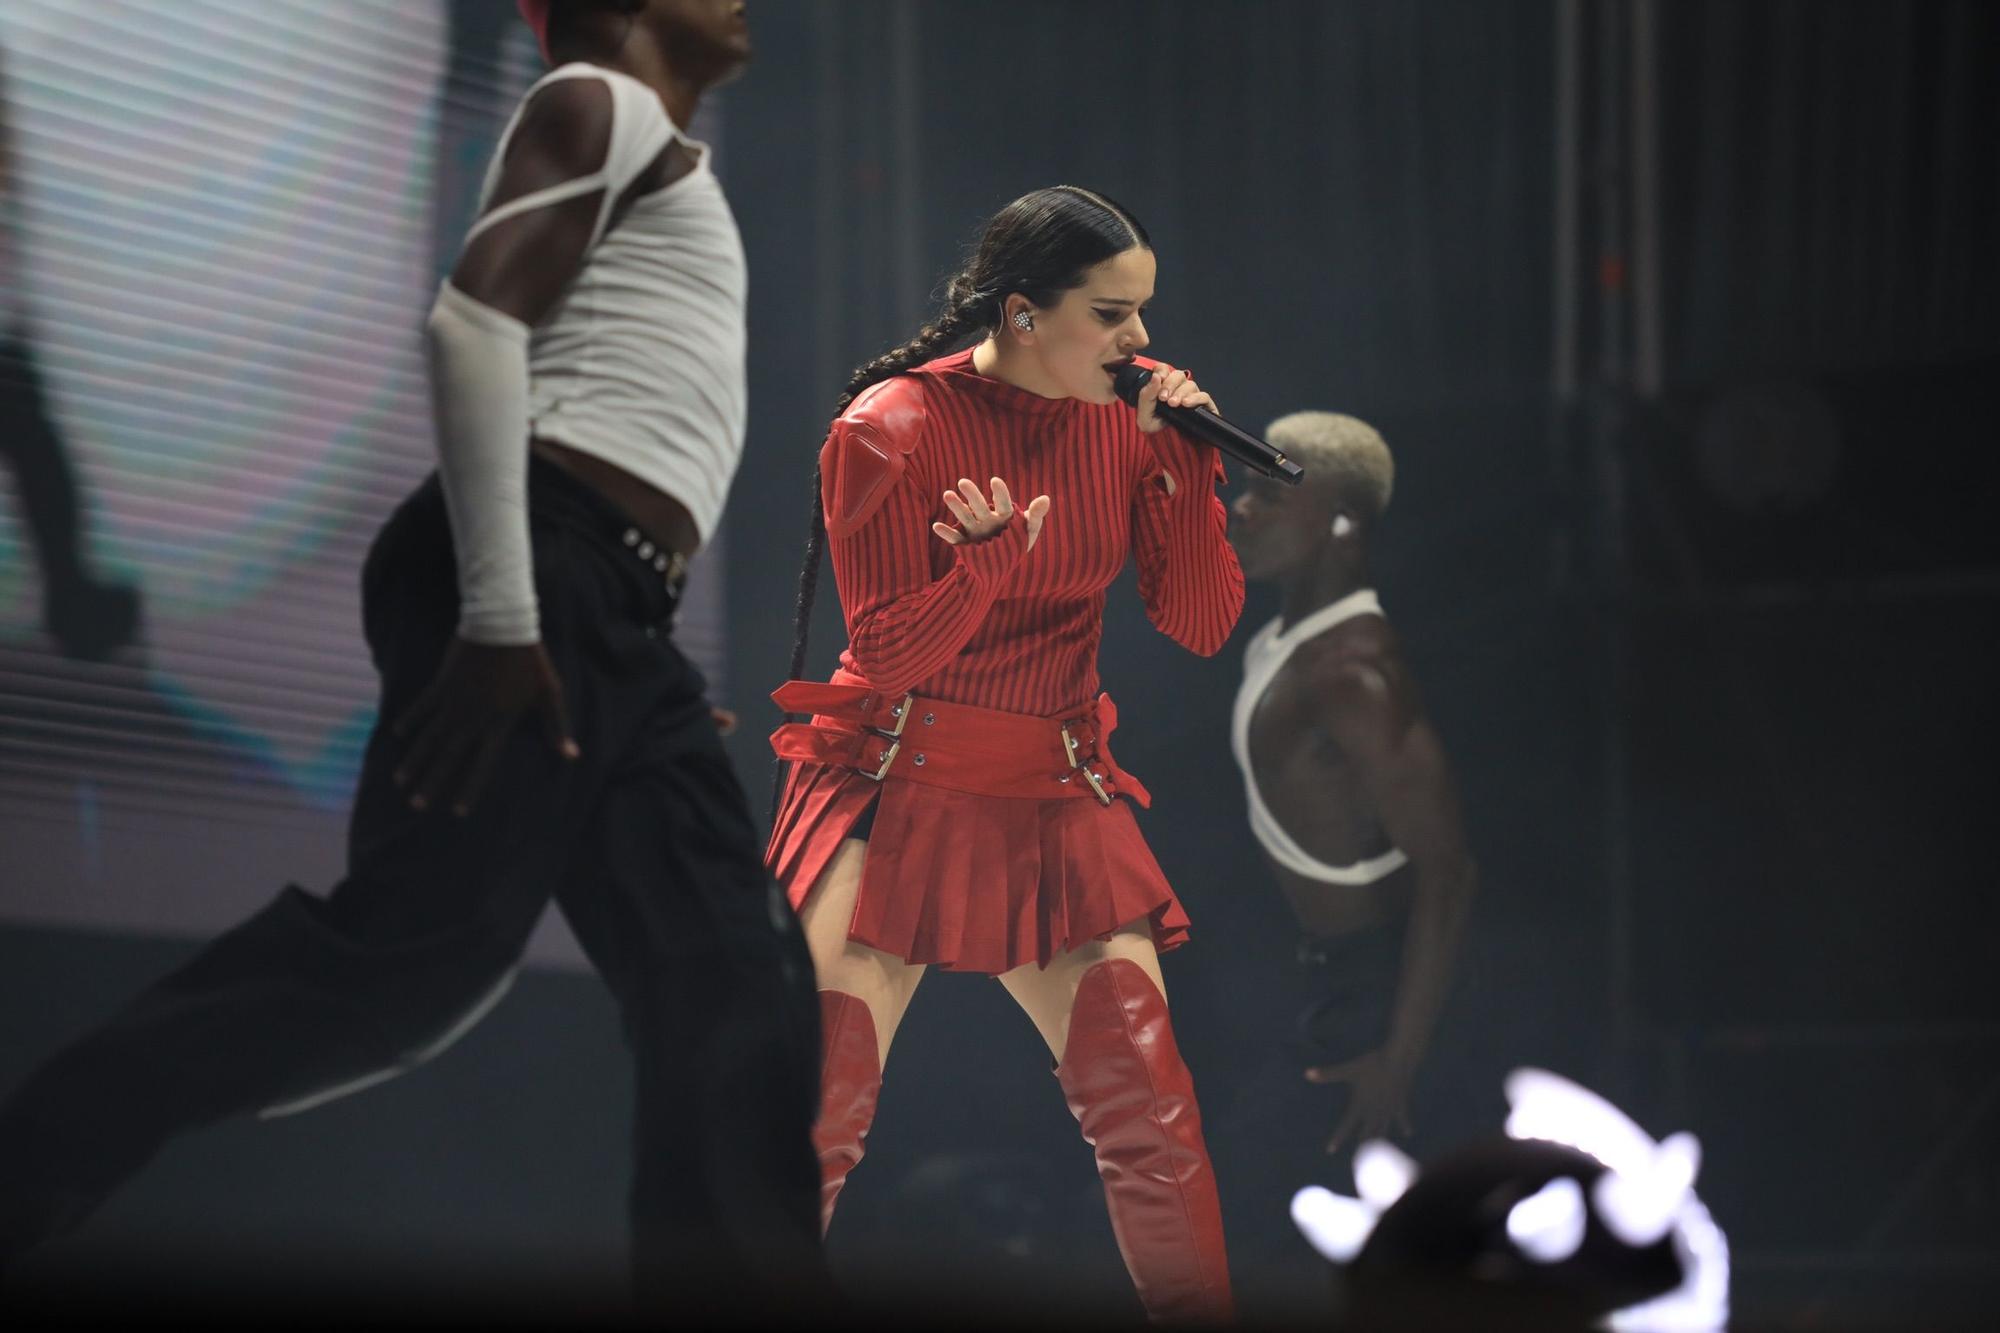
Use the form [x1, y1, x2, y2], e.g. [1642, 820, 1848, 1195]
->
[1113, 363, 1305, 485]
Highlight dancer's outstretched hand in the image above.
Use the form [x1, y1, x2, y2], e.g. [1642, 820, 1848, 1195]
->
[391, 639, 579, 817]
[1308, 1048, 1416, 1155]
[932, 476, 1050, 551]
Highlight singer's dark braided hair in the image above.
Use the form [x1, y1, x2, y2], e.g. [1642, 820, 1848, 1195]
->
[769, 186, 1152, 820]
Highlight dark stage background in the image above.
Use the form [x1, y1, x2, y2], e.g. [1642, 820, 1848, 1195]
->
[2, 2, 1995, 1327]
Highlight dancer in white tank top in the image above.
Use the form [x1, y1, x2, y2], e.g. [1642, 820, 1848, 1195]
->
[1227, 411, 1478, 1156]
[1234, 586, 1409, 886]
[0, 5, 828, 1314]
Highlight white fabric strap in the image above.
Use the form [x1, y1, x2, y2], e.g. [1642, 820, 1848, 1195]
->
[425, 280, 538, 645]
[1232, 589, 1411, 886]
[464, 175, 613, 247]
[468, 63, 678, 257]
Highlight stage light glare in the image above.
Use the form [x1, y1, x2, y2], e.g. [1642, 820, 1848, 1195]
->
[1291, 1184, 1378, 1263]
[1606, 1197, 1731, 1333]
[1353, 1138, 1417, 1211]
[1506, 1175, 1588, 1264]
[1504, 1069, 1730, 1333]
[1594, 1131, 1701, 1248]
[1503, 1068, 1658, 1175]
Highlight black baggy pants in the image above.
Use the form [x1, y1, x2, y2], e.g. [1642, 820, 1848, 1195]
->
[0, 460, 826, 1308]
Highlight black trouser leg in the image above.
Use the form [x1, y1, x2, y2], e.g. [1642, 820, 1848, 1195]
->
[554, 685, 828, 1316]
[0, 466, 827, 1305]
[0, 882, 545, 1251]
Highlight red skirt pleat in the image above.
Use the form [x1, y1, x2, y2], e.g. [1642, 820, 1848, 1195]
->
[766, 761, 1192, 975]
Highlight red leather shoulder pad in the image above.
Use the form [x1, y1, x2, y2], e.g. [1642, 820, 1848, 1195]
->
[820, 375, 929, 539]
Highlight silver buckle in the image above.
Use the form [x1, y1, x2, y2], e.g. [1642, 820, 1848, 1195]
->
[1059, 718, 1113, 805]
[871, 694, 914, 740]
[859, 694, 915, 781]
[862, 739, 901, 782]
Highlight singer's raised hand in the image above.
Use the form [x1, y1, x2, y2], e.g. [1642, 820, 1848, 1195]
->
[1135, 363, 1220, 434]
[933, 476, 1051, 551]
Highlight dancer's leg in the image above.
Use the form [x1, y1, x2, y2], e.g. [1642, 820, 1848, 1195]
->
[555, 660, 827, 1311]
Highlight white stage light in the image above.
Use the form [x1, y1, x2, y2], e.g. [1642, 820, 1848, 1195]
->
[1506, 1176, 1588, 1264]
[1290, 1184, 1380, 1263]
[1505, 1068, 1729, 1332]
[1353, 1138, 1418, 1211]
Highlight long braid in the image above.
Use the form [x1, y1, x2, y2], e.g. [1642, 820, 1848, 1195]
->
[766, 285, 992, 822]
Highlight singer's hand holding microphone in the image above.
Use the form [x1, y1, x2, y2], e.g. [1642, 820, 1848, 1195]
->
[1133, 363, 1217, 433]
[1114, 360, 1306, 485]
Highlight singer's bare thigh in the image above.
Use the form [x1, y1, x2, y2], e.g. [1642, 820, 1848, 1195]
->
[997, 923, 1168, 1063]
[799, 836, 927, 1067]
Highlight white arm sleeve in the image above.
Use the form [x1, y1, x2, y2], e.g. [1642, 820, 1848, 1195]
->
[425, 279, 538, 645]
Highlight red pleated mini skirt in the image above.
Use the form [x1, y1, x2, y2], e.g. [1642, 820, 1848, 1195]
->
[764, 676, 1192, 975]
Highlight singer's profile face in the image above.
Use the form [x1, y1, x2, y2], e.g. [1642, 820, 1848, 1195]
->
[1032, 246, 1155, 405]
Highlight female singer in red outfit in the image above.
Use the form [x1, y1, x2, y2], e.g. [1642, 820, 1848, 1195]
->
[766, 186, 1244, 1322]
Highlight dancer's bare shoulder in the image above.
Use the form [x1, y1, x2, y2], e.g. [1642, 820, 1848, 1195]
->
[1288, 612, 1416, 748]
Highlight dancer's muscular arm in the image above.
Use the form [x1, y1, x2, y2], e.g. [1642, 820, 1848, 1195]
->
[396, 78, 668, 816]
[1306, 639, 1478, 1152]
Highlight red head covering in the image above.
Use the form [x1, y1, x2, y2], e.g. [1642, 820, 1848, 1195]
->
[517, 0, 553, 64]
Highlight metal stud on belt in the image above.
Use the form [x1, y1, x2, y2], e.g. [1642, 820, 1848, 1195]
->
[622, 528, 689, 592]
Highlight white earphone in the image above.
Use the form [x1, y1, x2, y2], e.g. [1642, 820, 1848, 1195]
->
[1331, 514, 1355, 538]
[1012, 310, 1034, 331]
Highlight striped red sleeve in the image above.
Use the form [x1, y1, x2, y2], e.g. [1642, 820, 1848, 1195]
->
[1129, 425, 1246, 656]
[824, 431, 1030, 695]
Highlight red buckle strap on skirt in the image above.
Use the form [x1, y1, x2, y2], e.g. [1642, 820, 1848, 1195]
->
[769, 683, 1152, 808]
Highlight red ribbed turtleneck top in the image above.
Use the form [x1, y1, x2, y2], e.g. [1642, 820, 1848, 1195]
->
[822, 348, 1245, 717]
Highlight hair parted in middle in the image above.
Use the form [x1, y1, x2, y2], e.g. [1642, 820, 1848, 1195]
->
[769, 185, 1153, 816]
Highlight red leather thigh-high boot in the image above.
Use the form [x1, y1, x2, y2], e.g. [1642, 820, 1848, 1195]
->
[1055, 959, 1233, 1324]
[813, 990, 881, 1235]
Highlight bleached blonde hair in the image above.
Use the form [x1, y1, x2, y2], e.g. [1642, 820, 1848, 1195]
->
[1265, 411, 1395, 519]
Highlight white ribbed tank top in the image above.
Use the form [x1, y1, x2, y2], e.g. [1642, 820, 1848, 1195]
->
[476, 63, 747, 544]
[1232, 589, 1410, 886]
